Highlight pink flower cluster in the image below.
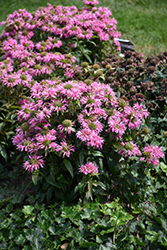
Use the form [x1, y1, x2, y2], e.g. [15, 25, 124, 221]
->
[140, 145, 164, 166]
[1, 1, 163, 174]
[79, 162, 98, 175]
[83, 0, 99, 6]
[12, 77, 149, 171]
[0, 1, 121, 92]
[118, 142, 141, 157]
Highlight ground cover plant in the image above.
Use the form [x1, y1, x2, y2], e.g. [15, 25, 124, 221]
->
[0, 0, 167, 249]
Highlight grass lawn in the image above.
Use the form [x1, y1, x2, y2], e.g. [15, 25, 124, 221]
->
[0, 0, 167, 57]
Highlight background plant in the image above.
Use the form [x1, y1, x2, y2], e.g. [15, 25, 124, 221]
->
[1, 0, 167, 57]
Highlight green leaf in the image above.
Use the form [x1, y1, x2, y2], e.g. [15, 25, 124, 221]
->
[132, 235, 145, 246]
[0, 196, 12, 206]
[160, 162, 167, 174]
[23, 246, 32, 250]
[112, 141, 125, 150]
[92, 151, 104, 157]
[146, 231, 160, 243]
[15, 234, 25, 245]
[40, 220, 49, 233]
[32, 170, 39, 185]
[22, 205, 34, 216]
[160, 214, 167, 231]
[45, 175, 60, 188]
[0, 145, 7, 161]
[79, 150, 87, 165]
[161, 239, 167, 247]
[79, 241, 99, 247]
[63, 159, 74, 178]
[100, 227, 115, 235]
[84, 53, 92, 64]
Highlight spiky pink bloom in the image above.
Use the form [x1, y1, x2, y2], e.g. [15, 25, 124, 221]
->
[79, 162, 98, 175]
[118, 142, 141, 157]
[23, 154, 44, 172]
[76, 128, 104, 149]
[140, 145, 164, 166]
[83, 0, 99, 6]
[56, 141, 75, 158]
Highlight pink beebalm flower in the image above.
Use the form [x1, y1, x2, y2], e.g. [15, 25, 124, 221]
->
[118, 142, 141, 157]
[56, 141, 75, 158]
[140, 145, 164, 166]
[76, 128, 104, 149]
[23, 154, 44, 172]
[83, 0, 99, 6]
[79, 162, 98, 175]
[58, 120, 74, 135]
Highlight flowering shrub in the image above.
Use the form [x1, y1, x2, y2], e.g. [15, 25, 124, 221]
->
[0, 0, 120, 164]
[12, 77, 151, 171]
[1, 1, 167, 249]
[0, 1, 166, 205]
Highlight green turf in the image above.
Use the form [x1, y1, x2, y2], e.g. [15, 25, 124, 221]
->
[0, 0, 167, 57]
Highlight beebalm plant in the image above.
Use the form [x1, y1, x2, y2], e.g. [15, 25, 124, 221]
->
[0, 0, 121, 66]
[0, 0, 165, 204]
[0, 0, 121, 163]
[12, 75, 165, 203]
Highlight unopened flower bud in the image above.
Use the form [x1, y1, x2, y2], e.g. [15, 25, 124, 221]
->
[62, 119, 72, 127]
[22, 30, 29, 36]
[118, 99, 127, 108]
[88, 122, 97, 130]
[24, 108, 31, 114]
[64, 84, 73, 89]
[130, 86, 137, 94]
[143, 151, 151, 157]
[105, 109, 115, 116]
[42, 127, 50, 135]
[20, 74, 27, 80]
[163, 131, 167, 138]
[105, 64, 112, 70]
[125, 143, 134, 151]
[65, 54, 73, 59]
[55, 101, 63, 107]
[94, 69, 103, 77]
[34, 64, 42, 70]
[92, 64, 100, 70]
[8, 77, 15, 83]
[41, 42, 47, 46]
[142, 127, 150, 134]
[147, 66, 155, 73]
[24, 43, 29, 47]
[40, 52, 47, 57]
[21, 123, 29, 131]
[87, 98, 95, 104]
[84, 79, 92, 85]
[23, 140, 31, 146]
[81, 62, 89, 68]
[30, 110, 38, 117]
[131, 117, 136, 123]
[138, 63, 145, 72]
